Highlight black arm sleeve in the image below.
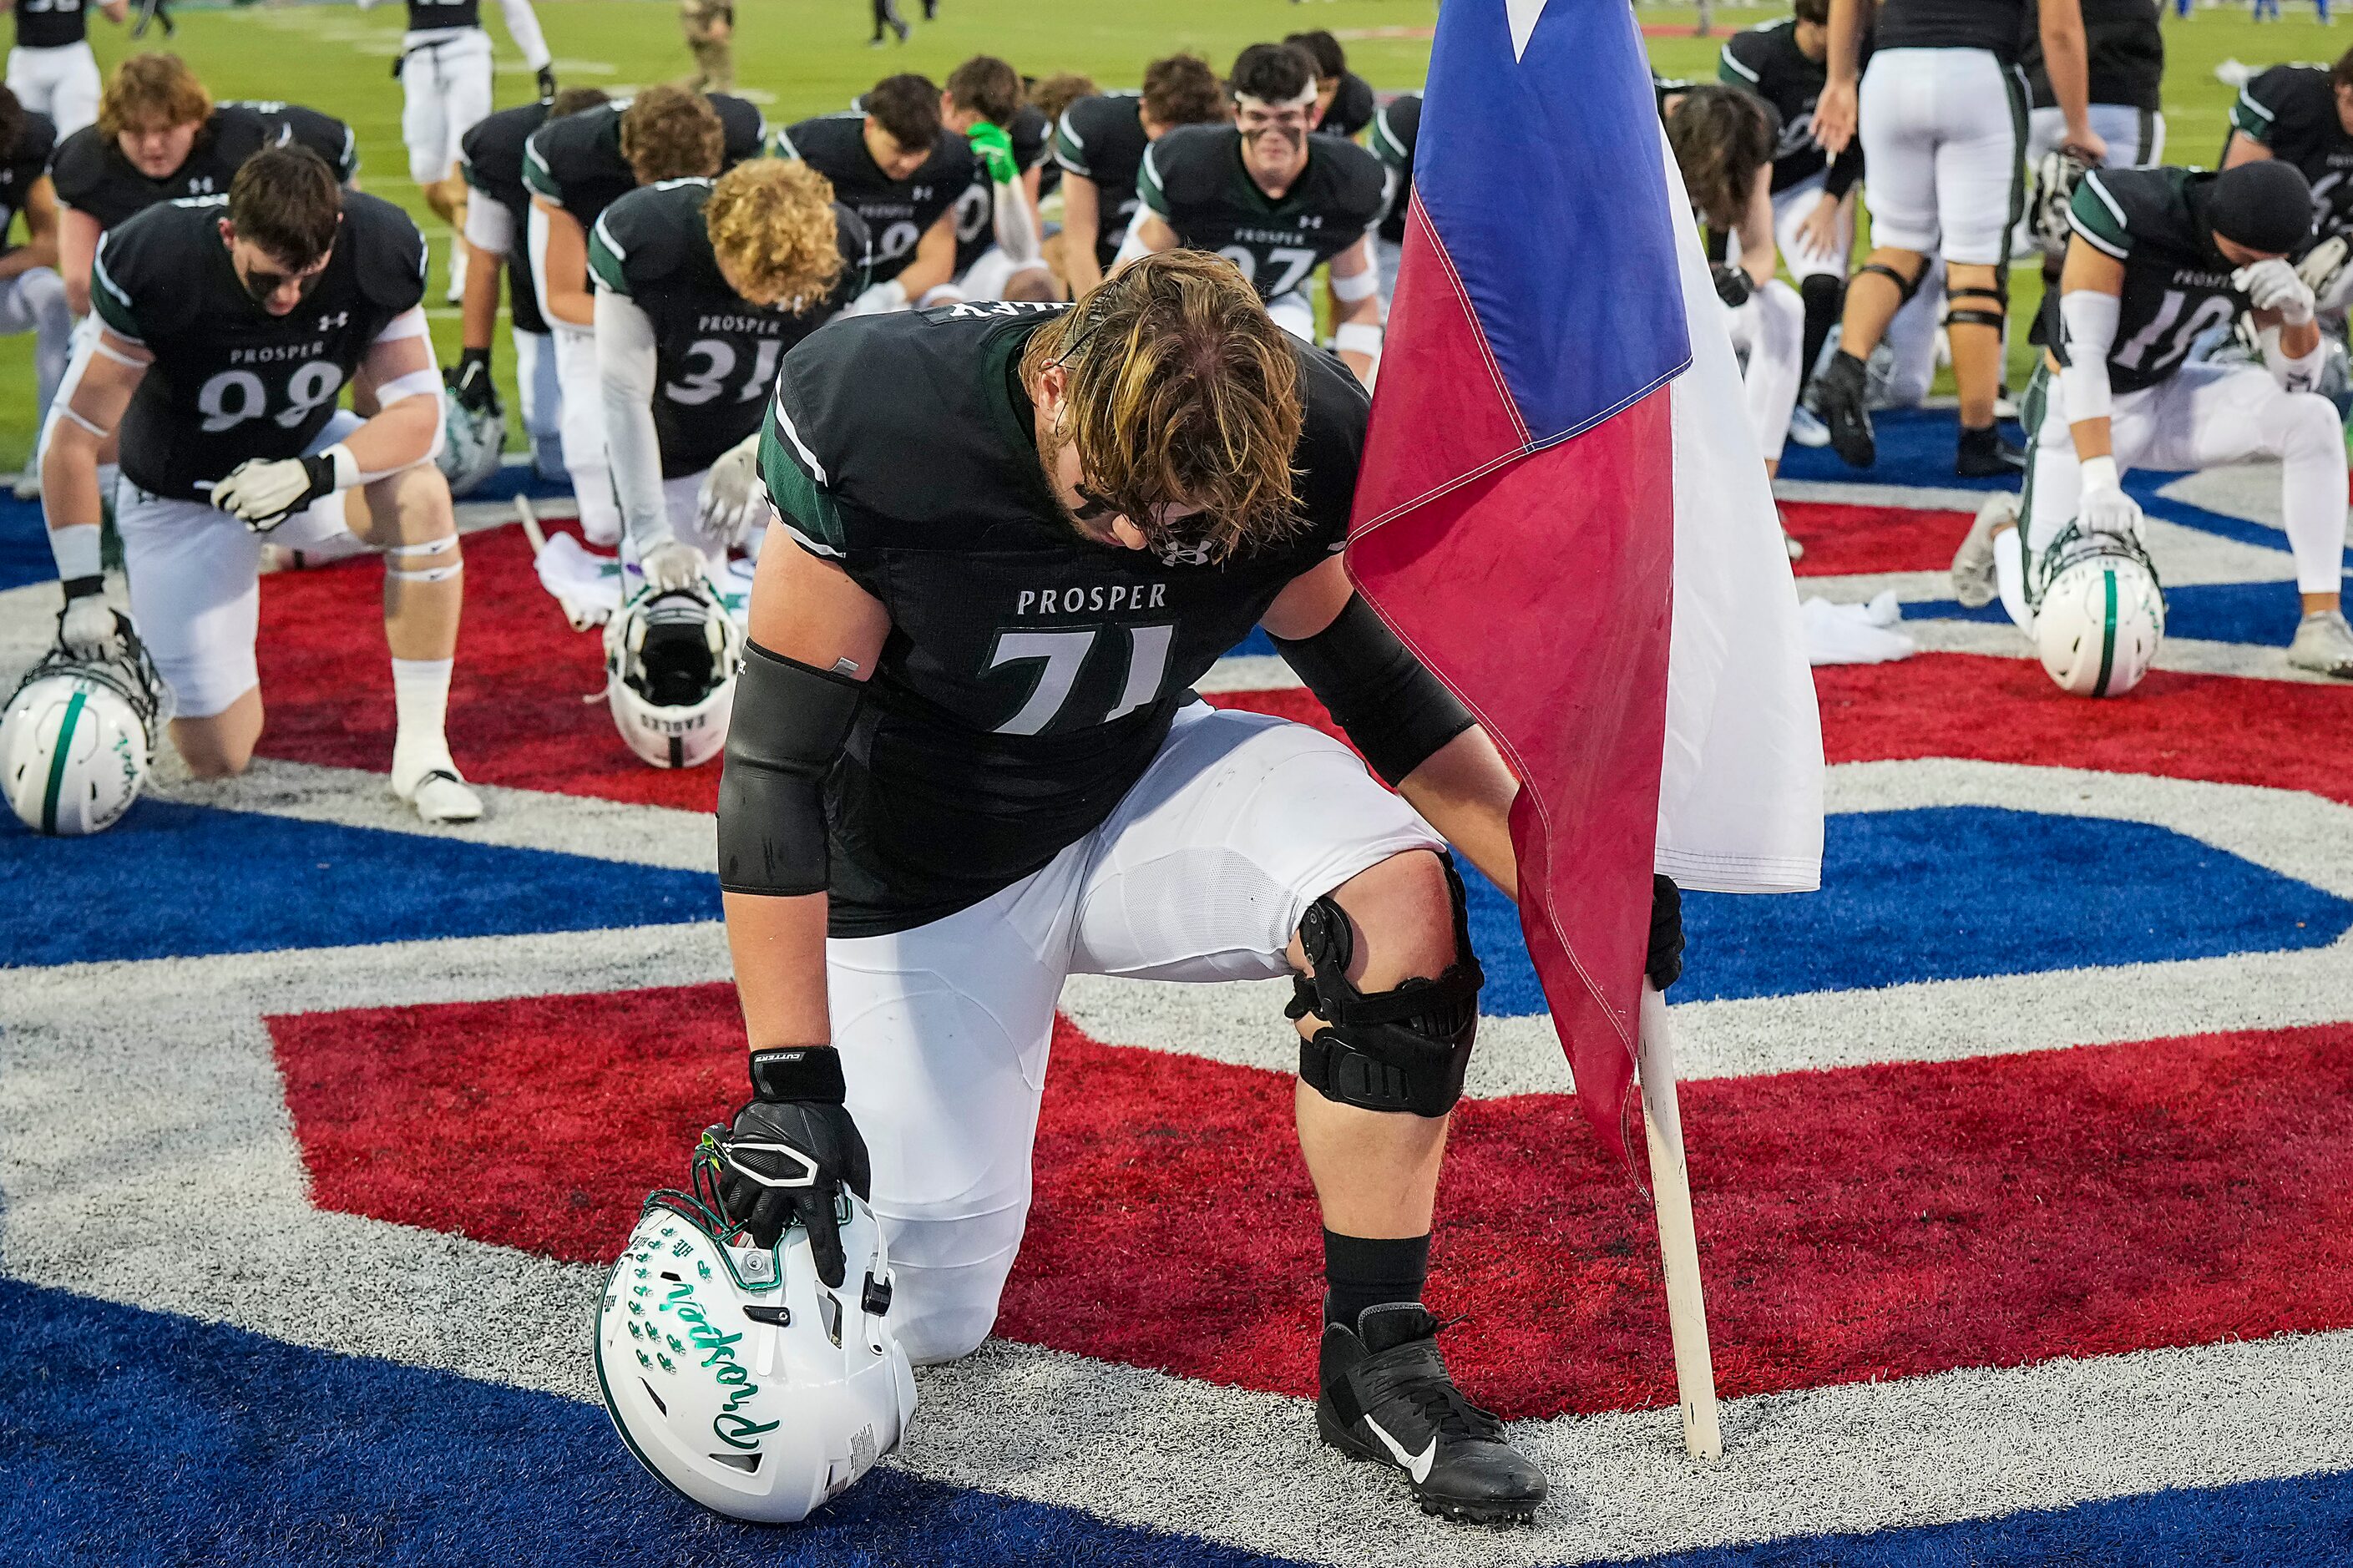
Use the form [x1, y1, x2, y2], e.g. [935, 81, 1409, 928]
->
[716, 641, 865, 897]
[1269, 595, 1477, 787]
[1824, 141, 1863, 201]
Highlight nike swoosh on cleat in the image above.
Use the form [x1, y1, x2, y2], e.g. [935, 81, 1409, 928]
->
[1363, 1415, 1435, 1485]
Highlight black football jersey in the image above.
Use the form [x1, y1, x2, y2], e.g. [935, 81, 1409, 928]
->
[590, 178, 868, 477]
[91, 191, 428, 500]
[402, 0, 483, 28]
[1322, 72, 1377, 140]
[951, 104, 1050, 274]
[1052, 93, 1151, 269]
[13, 0, 90, 50]
[775, 112, 976, 286]
[2021, 0, 2162, 112]
[1718, 20, 1865, 195]
[225, 102, 362, 184]
[460, 99, 555, 335]
[753, 301, 1365, 934]
[52, 104, 353, 231]
[2052, 167, 2249, 395]
[2229, 66, 2353, 244]
[1369, 92, 1417, 245]
[523, 94, 767, 232]
[0, 111, 54, 245]
[1874, 0, 2030, 59]
[1139, 126, 1385, 301]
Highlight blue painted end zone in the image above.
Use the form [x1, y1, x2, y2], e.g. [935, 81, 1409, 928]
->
[1616, 1468, 2353, 1568]
[1772, 407, 2026, 493]
[0, 800, 718, 967]
[1903, 578, 2345, 647]
[0, 1279, 1296, 1568]
[1461, 805, 2353, 1013]
[0, 491, 52, 594]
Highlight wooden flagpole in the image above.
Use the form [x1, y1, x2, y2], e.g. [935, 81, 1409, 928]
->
[1638, 981, 1723, 1459]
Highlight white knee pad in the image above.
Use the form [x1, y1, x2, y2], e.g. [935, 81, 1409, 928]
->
[872, 1200, 1029, 1365]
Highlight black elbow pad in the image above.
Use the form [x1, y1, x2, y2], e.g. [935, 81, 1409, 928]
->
[716, 641, 864, 896]
[1270, 595, 1475, 787]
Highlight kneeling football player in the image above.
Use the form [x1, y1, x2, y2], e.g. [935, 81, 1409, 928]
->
[1953, 159, 2353, 679]
[591, 156, 869, 595]
[41, 146, 483, 820]
[696, 255, 1677, 1523]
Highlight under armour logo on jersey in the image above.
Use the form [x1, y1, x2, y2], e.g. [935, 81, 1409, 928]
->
[187, 178, 215, 195]
[317, 311, 350, 332]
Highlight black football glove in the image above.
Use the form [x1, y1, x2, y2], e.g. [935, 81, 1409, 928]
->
[1711, 264, 1753, 309]
[714, 1048, 871, 1287]
[446, 347, 500, 416]
[1647, 873, 1684, 991]
[536, 65, 558, 102]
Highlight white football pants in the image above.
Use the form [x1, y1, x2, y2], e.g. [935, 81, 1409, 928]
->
[399, 28, 495, 186]
[827, 702, 1445, 1364]
[1724, 279, 1804, 463]
[1860, 47, 2027, 266]
[2002, 362, 2349, 627]
[510, 326, 568, 482]
[1766, 173, 1851, 284]
[0, 266, 72, 438]
[2026, 104, 2166, 171]
[6, 42, 99, 137]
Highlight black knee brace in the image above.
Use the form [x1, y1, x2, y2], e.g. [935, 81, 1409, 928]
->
[1855, 260, 1923, 306]
[1289, 854, 1484, 1119]
[1945, 285, 2007, 331]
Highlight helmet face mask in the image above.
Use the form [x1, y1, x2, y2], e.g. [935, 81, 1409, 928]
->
[602, 582, 746, 768]
[2, 621, 170, 835]
[2032, 524, 2166, 698]
[438, 399, 508, 498]
[595, 1164, 917, 1525]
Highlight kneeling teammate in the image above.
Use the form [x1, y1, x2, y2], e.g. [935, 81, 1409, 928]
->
[1669, 87, 1806, 481]
[1957, 160, 2353, 678]
[1052, 53, 1228, 298]
[935, 56, 1055, 303]
[41, 148, 483, 817]
[591, 158, 867, 596]
[1123, 43, 1385, 384]
[775, 74, 974, 314]
[691, 254, 1681, 1524]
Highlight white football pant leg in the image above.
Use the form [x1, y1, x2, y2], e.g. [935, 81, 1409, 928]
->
[0, 266, 73, 432]
[1724, 281, 1804, 464]
[1768, 174, 1850, 284]
[550, 324, 619, 545]
[117, 487, 269, 718]
[953, 245, 1016, 304]
[510, 326, 568, 483]
[1879, 257, 1945, 408]
[1856, 50, 1946, 256]
[7, 44, 100, 137]
[2026, 103, 2166, 170]
[1266, 288, 1318, 345]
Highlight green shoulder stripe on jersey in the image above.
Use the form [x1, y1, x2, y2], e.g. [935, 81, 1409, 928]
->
[88, 248, 140, 341]
[770, 127, 799, 160]
[1369, 111, 1408, 168]
[586, 214, 630, 295]
[758, 403, 847, 557]
[2229, 87, 2278, 142]
[1137, 143, 1170, 216]
[521, 141, 560, 203]
[2068, 173, 2132, 259]
[1718, 46, 1758, 87]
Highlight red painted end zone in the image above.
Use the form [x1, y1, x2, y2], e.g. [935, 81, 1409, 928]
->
[255, 524, 721, 812]
[272, 991, 2353, 1420]
[1779, 500, 1975, 578]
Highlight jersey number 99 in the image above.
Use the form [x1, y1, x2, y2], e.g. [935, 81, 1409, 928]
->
[195, 361, 347, 434]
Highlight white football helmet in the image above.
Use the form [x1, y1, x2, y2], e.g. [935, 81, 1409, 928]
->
[2, 622, 168, 835]
[2030, 148, 2094, 259]
[2032, 525, 2166, 698]
[603, 582, 745, 768]
[596, 1156, 916, 1524]
[438, 397, 507, 498]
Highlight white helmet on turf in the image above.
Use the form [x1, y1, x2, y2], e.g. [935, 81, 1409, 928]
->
[2032, 525, 2166, 698]
[603, 582, 744, 768]
[2, 622, 167, 835]
[438, 396, 507, 498]
[595, 1157, 917, 1524]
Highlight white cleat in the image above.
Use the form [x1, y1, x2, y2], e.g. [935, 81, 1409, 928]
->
[1951, 493, 2015, 609]
[394, 761, 484, 824]
[1786, 405, 1832, 448]
[2286, 609, 2353, 679]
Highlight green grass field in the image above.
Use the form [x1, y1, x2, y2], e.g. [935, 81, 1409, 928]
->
[1, 0, 2338, 463]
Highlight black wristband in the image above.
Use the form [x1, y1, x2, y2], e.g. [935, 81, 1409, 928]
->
[62, 574, 105, 601]
[300, 452, 338, 501]
[748, 1046, 848, 1104]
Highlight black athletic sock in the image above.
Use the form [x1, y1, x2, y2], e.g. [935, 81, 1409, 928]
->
[1323, 1229, 1430, 1328]
[1959, 421, 2002, 448]
[1799, 274, 1843, 389]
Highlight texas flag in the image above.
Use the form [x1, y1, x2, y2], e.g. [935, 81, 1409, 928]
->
[1349, 0, 1826, 1166]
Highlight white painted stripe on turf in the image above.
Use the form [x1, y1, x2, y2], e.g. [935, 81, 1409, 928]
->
[1194, 652, 1298, 692]
[148, 756, 717, 872]
[1900, 615, 2337, 681]
[1772, 479, 1997, 513]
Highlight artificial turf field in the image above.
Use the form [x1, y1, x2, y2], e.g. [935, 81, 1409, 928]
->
[0, 0, 2340, 463]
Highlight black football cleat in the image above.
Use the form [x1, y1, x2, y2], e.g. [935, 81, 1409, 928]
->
[1316, 1304, 1546, 1524]
[1954, 423, 2027, 478]
[1814, 352, 1876, 469]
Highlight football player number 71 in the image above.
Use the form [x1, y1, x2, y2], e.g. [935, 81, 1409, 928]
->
[986, 624, 1175, 736]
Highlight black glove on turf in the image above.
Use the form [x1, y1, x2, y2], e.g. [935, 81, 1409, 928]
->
[447, 348, 499, 415]
[716, 1048, 871, 1287]
[1711, 264, 1753, 309]
[1647, 873, 1684, 991]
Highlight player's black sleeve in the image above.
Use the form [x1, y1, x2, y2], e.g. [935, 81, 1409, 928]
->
[1008, 105, 1050, 173]
[589, 183, 691, 297]
[1323, 73, 1377, 139]
[346, 194, 431, 319]
[46, 124, 109, 215]
[713, 94, 769, 168]
[87, 204, 200, 342]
